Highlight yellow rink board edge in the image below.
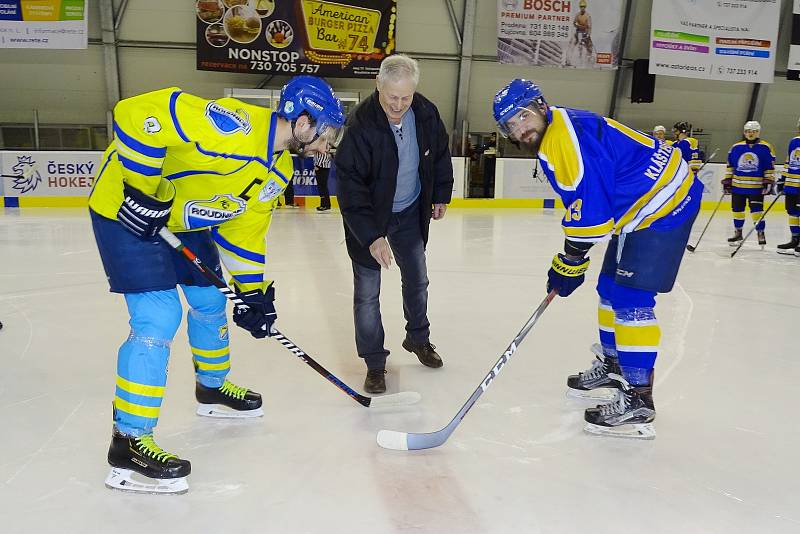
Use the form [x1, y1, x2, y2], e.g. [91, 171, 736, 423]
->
[0, 196, 785, 212]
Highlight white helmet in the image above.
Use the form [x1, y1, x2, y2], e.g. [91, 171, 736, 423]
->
[653, 125, 666, 134]
[743, 120, 761, 132]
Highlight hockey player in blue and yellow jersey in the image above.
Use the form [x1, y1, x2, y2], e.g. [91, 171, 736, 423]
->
[776, 118, 800, 255]
[723, 121, 775, 248]
[493, 79, 701, 440]
[672, 121, 702, 176]
[89, 76, 345, 494]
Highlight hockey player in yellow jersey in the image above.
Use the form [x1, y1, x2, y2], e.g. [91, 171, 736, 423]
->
[89, 76, 345, 494]
[652, 125, 669, 145]
[672, 121, 701, 176]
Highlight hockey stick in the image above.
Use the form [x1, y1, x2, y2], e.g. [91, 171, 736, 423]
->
[377, 290, 558, 451]
[158, 227, 420, 408]
[686, 191, 726, 252]
[730, 192, 784, 258]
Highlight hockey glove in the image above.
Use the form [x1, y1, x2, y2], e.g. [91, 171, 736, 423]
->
[776, 177, 785, 194]
[232, 284, 277, 339]
[547, 253, 590, 298]
[721, 178, 732, 195]
[117, 180, 175, 239]
[762, 181, 776, 196]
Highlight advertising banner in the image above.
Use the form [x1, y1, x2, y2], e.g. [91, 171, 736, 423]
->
[649, 0, 780, 83]
[0, 0, 87, 49]
[196, 0, 396, 78]
[0, 151, 101, 197]
[788, 0, 800, 81]
[497, 0, 624, 69]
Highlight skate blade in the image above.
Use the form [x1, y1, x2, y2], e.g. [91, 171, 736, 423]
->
[196, 404, 264, 418]
[583, 422, 656, 440]
[105, 468, 188, 495]
[777, 249, 797, 256]
[565, 387, 618, 402]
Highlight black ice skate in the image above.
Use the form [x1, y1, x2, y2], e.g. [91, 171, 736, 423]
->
[777, 236, 799, 255]
[195, 380, 264, 418]
[757, 231, 767, 249]
[105, 429, 191, 494]
[584, 374, 656, 440]
[727, 229, 743, 246]
[566, 344, 622, 401]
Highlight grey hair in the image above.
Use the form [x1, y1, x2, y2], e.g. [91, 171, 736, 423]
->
[377, 54, 419, 87]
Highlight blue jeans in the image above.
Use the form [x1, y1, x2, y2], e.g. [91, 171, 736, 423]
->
[352, 200, 430, 370]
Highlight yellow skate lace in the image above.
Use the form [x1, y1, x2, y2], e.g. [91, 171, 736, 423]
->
[135, 434, 178, 462]
[220, 380, 248, 400]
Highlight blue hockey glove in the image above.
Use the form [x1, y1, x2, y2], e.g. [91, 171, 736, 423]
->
[233, 284, 277, 338]
[762, 181, 776, 195]
[117, 181, 174, 239]
[547, 253, 590, 298]
[721, 178, 732, 195]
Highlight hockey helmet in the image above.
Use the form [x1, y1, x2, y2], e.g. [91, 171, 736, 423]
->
[277, 76, 346, 145]
[673, 121, 691, 134]
[653, 125, 666, 134]
[743, 120, 761, 132]
[493, 79, 548, 140]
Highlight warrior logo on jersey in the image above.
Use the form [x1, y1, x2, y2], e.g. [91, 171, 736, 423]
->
[737, 152, 759, 172]
[258, 179, 284, 202]
[184, 194, 246, 229]
[205, 102, 252, 135]
[10, 155, 42, 194]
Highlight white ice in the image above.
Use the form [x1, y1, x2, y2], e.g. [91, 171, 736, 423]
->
[0, 207, 798, 534]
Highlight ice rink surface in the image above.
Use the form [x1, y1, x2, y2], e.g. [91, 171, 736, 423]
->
[0, 206, 798, 534]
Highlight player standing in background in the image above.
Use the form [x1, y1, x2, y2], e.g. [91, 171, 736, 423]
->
[776, 118, 800, 255]
[723, 121, 775, 248]
[672, 122, 701, 176]
[89, 76, 344, 494]
[493, 79, 701, 439]
[652, 125, 669, 145]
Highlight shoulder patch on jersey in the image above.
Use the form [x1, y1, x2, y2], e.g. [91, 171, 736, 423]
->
[258, 179, 284, 202]
[539, 108, 584, 191]
[205, 102, 252, 135]
[183, 194, 246, 229]
[143, 117, 162, 134]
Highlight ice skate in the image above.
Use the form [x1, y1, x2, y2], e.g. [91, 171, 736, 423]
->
[727, 229, 743, 246]
[566, 343, 621, 401]
[583, 374, 656, 440]
[777, 236, 798, 255]
[105, 429, 190, 494]
[196, 380, 264, 418]
[757, 231, 766, 249]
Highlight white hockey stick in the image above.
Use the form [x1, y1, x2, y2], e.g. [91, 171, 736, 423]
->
[377, 290, 557, 450]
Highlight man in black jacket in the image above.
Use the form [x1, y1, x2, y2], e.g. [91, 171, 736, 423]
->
[335, 54, 454, 394]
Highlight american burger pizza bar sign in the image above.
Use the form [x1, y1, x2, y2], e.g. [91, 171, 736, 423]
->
[196, 0, 397, 78]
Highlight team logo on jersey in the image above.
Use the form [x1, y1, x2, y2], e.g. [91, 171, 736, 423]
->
[258, 179, 284, 202]
[218, 324, 229, 341]
[789, 149, 800, 167]
[184, 194, 246, 229]
[205, 102, 252, 135]
[9, 155, 42, 194]
[737, 152, 759, 172]
[143, 117, 162, 134]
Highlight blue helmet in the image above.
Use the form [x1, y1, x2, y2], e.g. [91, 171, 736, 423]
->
[277, 75, 346, 141]
[493, 79, 547, 138]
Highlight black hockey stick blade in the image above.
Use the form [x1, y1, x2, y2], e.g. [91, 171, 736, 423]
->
[158, 228, 420, 408]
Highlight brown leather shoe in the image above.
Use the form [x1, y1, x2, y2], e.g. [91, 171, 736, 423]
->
[364, 369, 387, 394]
[402, 339, 443, 368]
